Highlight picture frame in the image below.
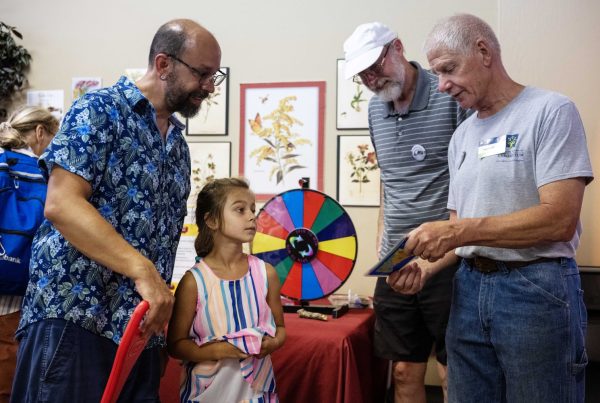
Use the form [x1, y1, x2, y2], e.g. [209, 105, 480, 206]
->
[186, 67, 229, 136]
[27, 89, 64, 120]
[186, 141, 232, 210]
[173, 141, 232, 285]
[336, 59, 374, 130]
[240, 81, 325, 201]
[337, 135, 380, 207]
[71, 77, 102, 100]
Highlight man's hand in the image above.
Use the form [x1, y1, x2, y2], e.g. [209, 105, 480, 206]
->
[406, 220, 460, 262]
[387, 260, 428, 295]
[133, 260, 175, 338]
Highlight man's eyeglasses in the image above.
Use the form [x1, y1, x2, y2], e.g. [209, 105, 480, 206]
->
[352, 40, 394, 84]
[166, 54, 227, 86]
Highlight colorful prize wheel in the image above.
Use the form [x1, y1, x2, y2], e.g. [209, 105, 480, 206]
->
[251, 189, 358, 301]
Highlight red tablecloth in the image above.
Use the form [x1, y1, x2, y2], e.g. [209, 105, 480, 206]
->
[159, 309, 387, 403]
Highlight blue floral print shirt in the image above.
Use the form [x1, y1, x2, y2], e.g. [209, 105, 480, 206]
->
[18, 77, 191, 347]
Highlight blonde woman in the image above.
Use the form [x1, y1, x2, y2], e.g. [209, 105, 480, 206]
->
[0, 105, 58, 403]
[0, 105, 58, 157]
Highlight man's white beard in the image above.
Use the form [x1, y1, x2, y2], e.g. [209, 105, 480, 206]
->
[377, 82, 403, 103]
[375, 59, 406, 103]
[375, 59, 409, 114]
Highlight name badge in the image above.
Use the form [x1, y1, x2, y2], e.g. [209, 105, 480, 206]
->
[478, 135, 506, 159]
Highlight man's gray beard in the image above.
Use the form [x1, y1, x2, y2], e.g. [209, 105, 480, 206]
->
[377, 82, 403, 102]
[375, 58, 406, 109]
[377, 81, 408, 115]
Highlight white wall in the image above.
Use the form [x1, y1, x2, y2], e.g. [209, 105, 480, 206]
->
[498, 0, 600, 268]
[1, 0, 598, 296]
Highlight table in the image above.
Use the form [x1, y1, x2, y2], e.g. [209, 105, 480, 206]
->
[272, 308, 387, 403]
[159, 309, 387, 403]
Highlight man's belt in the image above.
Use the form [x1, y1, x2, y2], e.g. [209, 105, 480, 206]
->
[464, 256, 559, 274]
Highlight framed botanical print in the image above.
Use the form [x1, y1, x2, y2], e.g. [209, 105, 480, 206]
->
[337, 135, 380, 207]
[173, 141, 231, 284]
[186, 67, 229, 136]
[186, 141, 232, 209]
[336, 59, 374, 130]
[240, 81, 325, 200]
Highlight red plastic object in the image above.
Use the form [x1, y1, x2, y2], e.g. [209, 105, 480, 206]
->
[101, 300, 150, 403]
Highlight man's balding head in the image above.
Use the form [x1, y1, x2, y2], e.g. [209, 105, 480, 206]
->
[148, 19, 219, 67]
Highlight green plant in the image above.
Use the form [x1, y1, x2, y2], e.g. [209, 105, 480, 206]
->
[350, 82, 367, 112]
[0, 22, 32, 120]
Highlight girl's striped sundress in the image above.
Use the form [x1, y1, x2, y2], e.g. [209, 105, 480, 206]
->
[179, 254, 278, 403]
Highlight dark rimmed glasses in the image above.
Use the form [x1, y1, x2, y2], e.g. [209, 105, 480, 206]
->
[166, 54, 227, 86]
[352, 40, 394, 84]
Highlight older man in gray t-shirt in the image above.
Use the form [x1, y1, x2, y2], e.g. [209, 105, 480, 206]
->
[393, 14, 594, 403]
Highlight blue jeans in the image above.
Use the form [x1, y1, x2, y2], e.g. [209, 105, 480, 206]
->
[10, 319, 162, 403]
[446, 258, 588, 403]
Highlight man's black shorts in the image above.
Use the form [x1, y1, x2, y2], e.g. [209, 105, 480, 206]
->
[373, 264, 457, 364]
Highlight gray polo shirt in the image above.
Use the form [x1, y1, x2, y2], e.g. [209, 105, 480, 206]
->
[369, 62, 467, 256]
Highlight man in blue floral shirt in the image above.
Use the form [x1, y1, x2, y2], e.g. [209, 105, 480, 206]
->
[11, 19, 225, 402]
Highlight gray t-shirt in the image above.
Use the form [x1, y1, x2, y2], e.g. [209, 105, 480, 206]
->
[448, 86, 594, 260]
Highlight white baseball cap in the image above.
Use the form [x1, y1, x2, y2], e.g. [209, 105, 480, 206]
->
[343, 22, 397, 80]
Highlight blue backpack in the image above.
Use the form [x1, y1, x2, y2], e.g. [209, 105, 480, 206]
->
[0, 148, 47, 295]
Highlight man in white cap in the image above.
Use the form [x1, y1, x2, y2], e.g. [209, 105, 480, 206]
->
[343, 22, 467, 402]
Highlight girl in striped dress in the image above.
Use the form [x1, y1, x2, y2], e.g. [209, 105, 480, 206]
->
[167, 178, 286, 403]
